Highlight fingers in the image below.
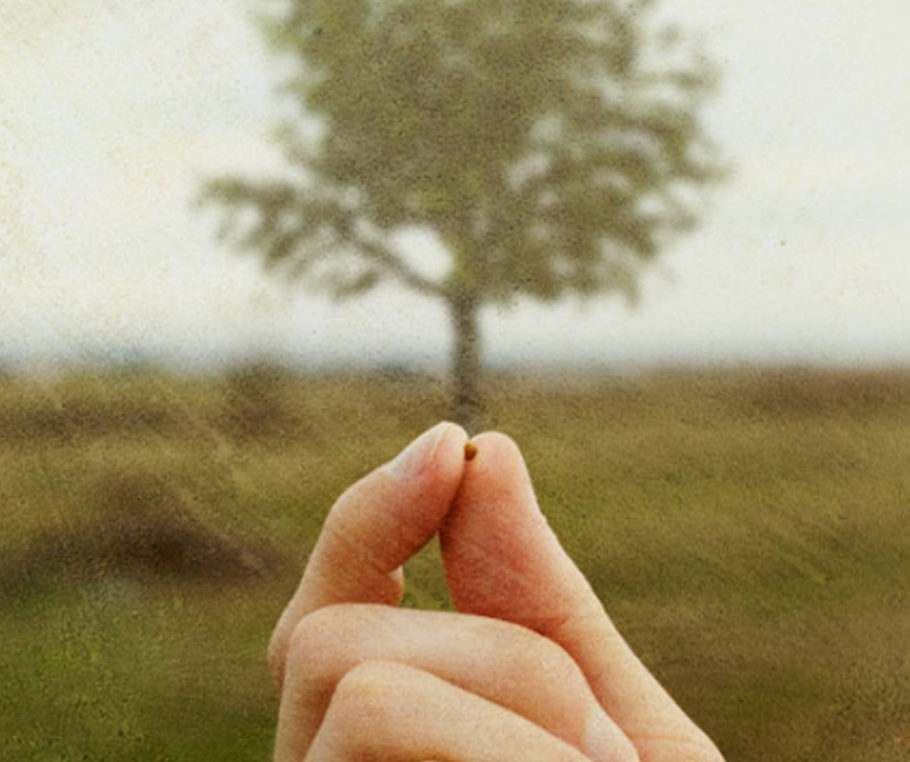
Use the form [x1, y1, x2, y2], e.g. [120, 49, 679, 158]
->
[269, 422, 468, 686]
[440, 432, 724, 761]
[274, 604, 636, 762]
[268, 424, 722, 761]
[303, 660, 597, 762]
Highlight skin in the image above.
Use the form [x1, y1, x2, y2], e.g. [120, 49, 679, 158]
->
[268, 422, 726, 762]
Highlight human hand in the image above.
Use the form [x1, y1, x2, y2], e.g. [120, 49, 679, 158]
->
[268, 423, 725, 761]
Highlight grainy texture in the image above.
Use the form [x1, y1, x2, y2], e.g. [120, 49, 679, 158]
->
[1, 366, 908, 761]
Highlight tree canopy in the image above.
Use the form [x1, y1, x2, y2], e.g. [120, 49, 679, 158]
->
[204, 0, 723, 427]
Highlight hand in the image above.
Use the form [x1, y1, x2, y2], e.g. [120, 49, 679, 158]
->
[268, 423, 725, 761]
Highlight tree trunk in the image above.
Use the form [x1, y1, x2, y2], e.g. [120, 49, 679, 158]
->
[449, 290, 484, 433]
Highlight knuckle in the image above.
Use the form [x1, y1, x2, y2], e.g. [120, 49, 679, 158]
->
[328, 660, 404, 725]
[282, 604, 375, 682]
[287, 606, 340, 655]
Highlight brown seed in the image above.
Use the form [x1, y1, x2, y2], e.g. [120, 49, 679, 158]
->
[464, 442, 478, 461]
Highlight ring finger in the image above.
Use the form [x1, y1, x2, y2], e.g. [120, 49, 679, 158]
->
[304, 660, 600, 762]
[275, 603, 635, 762]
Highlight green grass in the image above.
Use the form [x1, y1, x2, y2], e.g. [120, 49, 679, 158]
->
[1, 365, 908, 761]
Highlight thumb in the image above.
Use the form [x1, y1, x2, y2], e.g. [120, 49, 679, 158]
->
[439, 432, 721, 759]
[442, 433, 598, 633]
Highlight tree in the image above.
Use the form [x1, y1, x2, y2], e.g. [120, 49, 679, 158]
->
[203, 0, 723, 431]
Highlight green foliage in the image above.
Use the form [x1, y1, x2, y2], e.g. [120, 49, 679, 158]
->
[2, 367, 910, 761]
[202, 0, 725, 427]
[204, 0, 722, 304]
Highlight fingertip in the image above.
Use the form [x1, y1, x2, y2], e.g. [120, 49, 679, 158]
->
[410, 421, 470, 493]
[434, 421, 471, 468]
[384, 421, 468, 483]
[456, 430, 532, 492]
[442, 430, 592, 633]
[468, 430, 522, 454]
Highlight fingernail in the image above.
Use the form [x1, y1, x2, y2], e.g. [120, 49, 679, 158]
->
[385, 422, 451, 482]
[583, 707, 636, 762]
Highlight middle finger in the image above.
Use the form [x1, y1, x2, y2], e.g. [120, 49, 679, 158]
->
[274, 603, 635, 762]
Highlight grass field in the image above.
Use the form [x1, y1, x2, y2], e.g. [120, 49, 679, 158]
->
[1, 365, 908, 761]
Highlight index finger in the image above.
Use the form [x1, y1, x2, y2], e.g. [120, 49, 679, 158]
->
[268, 421, 468, 685]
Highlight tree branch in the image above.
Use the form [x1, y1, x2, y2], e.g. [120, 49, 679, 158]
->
[333, 214, 448, 299]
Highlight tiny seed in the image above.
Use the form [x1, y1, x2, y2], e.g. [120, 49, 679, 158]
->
[464, 442, 478, 461]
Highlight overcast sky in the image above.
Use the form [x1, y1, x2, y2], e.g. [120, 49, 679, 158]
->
[2, 0, 909, 373]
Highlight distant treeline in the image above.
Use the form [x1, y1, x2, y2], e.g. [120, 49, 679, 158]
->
[2, 365, 910, 445]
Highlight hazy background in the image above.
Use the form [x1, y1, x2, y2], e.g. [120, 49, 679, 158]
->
[3, 0, 909, 373]
[3, 5, 910, 761]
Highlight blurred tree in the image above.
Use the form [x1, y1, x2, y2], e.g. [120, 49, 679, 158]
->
[203, 0, 723, 430]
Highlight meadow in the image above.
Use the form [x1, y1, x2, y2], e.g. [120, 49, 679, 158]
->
[1, 365, 908, 761]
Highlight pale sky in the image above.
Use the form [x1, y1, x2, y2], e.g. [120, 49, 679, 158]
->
[2, 0, 909, 373]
